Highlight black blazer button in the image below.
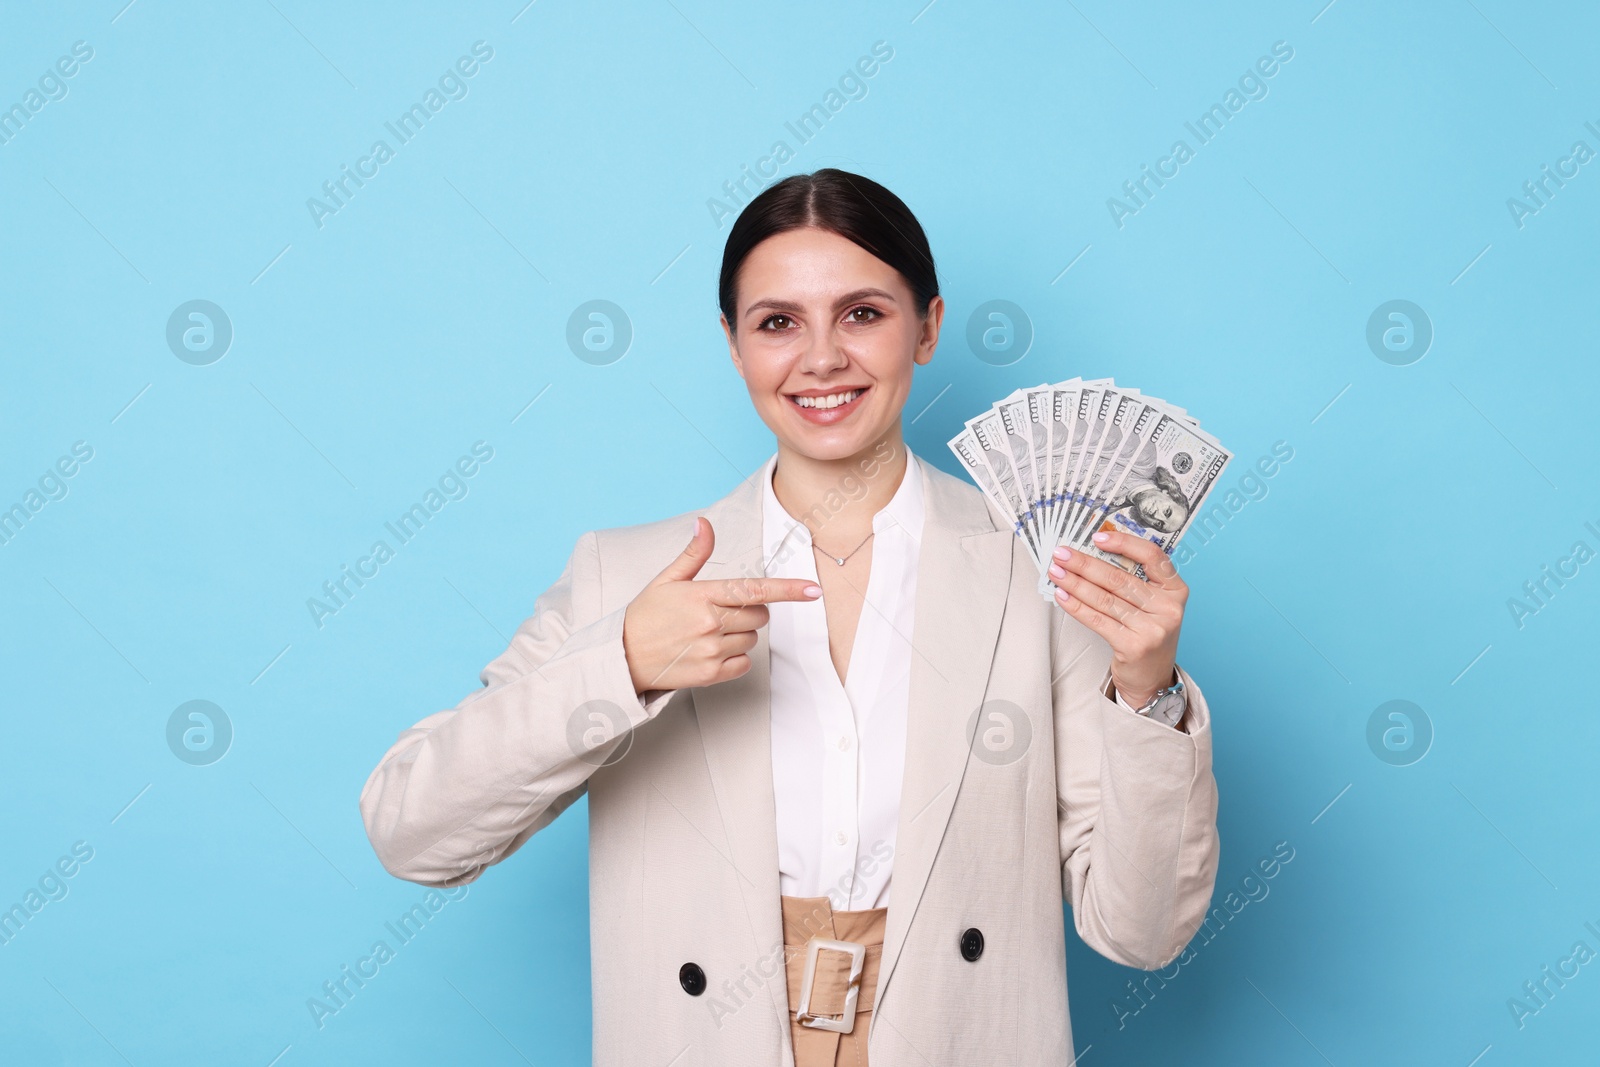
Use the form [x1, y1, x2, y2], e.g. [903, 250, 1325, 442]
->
[960, 927, 984, 962]
[679, 962, 708, 996]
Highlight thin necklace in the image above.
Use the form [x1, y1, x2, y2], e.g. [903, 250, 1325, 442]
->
[812, 530, 874, 567]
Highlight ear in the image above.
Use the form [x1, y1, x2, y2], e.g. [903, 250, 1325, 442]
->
[721, 314, 746, 380]
[913, 294, 945, 366]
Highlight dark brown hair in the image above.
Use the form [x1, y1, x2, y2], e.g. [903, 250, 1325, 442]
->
[717, 168, 939, 327]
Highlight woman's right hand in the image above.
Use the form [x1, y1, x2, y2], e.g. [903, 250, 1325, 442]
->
[622, 516, 822, 694]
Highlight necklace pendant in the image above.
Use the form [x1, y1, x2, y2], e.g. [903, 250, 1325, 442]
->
[833, 556, 845, 566]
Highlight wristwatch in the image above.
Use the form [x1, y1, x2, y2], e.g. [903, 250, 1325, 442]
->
[1129, 678, 1187, 729]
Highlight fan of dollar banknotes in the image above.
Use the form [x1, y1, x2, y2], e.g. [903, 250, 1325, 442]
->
[947, 378, 1233, 599]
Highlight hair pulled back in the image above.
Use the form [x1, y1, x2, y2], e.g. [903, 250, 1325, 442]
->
[717, 168, 939, 328]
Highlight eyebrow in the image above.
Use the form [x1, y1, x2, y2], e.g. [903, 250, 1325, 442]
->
[742, 287, 899, 320]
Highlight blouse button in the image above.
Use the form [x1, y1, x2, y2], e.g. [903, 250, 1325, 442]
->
[834, 830, 848, 846]
[679, 962, 707, 995]
[837, 736, 851, 751]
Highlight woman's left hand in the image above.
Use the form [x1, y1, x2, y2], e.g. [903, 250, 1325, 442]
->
[1046, 528, 1187, 709]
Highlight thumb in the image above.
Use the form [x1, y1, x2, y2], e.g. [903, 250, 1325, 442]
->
[652, 516, 714, 585]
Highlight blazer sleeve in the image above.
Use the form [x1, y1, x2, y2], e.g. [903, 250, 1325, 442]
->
[358, 529, 676, 887]
[1051, 607, 1221, 970]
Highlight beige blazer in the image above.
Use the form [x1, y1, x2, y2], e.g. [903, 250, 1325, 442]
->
[359, 451, 1221, 1065]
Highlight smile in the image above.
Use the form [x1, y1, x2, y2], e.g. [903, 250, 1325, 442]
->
[789, 388, 865, 409]
[786, 386, 868, 424]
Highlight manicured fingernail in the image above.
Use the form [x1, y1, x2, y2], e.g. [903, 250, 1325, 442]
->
[1052, 546, 1071, 560]
[1092, 532, 1110, 543]
[1055, 588, 1070, 603]
[1048, 562, 1065, 579]
[803, 584, 822, 598]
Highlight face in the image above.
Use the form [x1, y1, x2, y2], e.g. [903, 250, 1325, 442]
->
[1131, 487, 1188, 533]
[721, 227, 943, 462]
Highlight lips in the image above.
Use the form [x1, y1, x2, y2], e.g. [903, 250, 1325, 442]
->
[786, 385, 869, 424]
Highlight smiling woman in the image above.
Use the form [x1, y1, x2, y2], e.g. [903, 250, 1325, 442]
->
[715, 171, 941, 481]
[360, 167, 1220, 1067]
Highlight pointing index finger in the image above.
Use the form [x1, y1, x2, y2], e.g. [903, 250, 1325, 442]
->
[707, 576, 823, 606]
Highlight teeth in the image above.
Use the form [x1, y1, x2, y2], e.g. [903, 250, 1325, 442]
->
[793, 389, 863, 409]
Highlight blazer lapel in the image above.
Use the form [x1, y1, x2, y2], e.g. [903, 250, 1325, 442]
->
[871, 458, 1013, 1034]
[685, 464, 793, 1044]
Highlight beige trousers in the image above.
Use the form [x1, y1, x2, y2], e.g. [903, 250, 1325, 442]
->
[781, 894, 888, 1067]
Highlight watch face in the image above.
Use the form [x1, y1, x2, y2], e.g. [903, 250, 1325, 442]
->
[1146, 691, 1186, 727]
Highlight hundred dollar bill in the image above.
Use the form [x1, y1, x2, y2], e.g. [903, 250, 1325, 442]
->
[1033, 384, 1114, 596]
[1047, 383, 1103, 551]
[1037, 380, 1076, 544]
[1045, 394, 1159, 598]
[952, 414, 1043, 563]
[1055, 387, 1130, 551]
[1041, 378, 1100, 554]
[948, 377, 1232, 597]
[1062, 398, 1161, 550]
[1022, 384, 1057, 555]
[998, 391, 1050, 555]
[948, 428, 1021, 540]
[1080, 411, 1233, 577]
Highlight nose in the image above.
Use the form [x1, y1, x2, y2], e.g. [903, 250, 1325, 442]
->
[799, 323, 852, 377]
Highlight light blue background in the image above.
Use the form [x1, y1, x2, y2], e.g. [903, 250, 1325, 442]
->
[2, 1, 1596, 1063]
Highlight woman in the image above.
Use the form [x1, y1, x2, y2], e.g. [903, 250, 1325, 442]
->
[359, 169, 1220, 1066]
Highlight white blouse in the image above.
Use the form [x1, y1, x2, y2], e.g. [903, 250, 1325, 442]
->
[762, 449, 925, 912]
[760, 449, 1157, 913]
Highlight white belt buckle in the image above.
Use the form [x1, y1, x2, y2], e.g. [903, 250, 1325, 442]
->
[795, 936, 866, 1034]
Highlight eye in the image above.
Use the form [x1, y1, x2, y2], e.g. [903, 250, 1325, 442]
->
[844, 305, 882, 324]
[756, 313, 796, 332]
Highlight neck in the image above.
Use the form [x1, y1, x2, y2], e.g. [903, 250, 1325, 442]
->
[772, 427, 909, 548]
